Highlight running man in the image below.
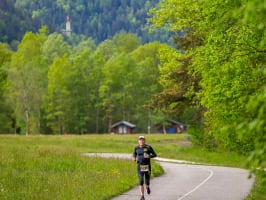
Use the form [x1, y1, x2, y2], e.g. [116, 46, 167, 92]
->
[133, 136, 157, 200]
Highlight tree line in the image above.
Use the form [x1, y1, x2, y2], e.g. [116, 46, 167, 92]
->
[0, 0, 172, 47]
[0, 28, 178, 135]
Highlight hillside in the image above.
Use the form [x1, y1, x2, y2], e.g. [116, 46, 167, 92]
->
[0, 0, 172, 45]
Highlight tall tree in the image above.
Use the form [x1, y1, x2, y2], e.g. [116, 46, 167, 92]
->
[7, 29, 47, 135]
[130, 42, 164, 132]
[0, 43, 13, 133]
[233, 0, 266, 173]
[149, 0, 266, 157]
[65, 49, 92, 134]
[89, 50, 105, 133]
[66, 43, 102, 134]
[148, 0, 204, 128]
[191, 0, 266, 152]
[45, 54, 72, 134]
[100, 53, 137, 132]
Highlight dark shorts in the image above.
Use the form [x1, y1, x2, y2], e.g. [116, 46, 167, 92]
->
[137, 165, 151, 185]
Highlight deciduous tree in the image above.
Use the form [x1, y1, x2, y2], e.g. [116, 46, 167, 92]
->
[7, 30, 47, 135]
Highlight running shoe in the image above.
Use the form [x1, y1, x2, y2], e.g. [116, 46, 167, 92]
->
[147, 187, 151, 194]
[140, 195, 145, 200]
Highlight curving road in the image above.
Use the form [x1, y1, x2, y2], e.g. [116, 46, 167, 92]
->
[84, 153, 255, 200]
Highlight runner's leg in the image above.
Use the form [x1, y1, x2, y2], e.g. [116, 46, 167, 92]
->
[138, 171, 145, 197]
[145, 171, 151, 194]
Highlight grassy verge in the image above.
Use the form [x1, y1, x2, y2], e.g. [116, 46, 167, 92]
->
[245, 170, 266, 200]
[0, 134, 265, 199]
[0, 142, 140, 199]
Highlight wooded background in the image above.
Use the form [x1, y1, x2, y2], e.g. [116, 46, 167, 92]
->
[0, 0, 171, 46]
[0, 0, 265, 171]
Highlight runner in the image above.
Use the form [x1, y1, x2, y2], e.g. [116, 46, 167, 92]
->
[133, 135, 157, 200]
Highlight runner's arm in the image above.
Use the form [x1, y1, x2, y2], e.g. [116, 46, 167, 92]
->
[132, 147, 137, 162]
[149, 146, 157, 158]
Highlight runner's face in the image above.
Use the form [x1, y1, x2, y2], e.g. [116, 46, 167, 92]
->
[138, 138, 145, 147]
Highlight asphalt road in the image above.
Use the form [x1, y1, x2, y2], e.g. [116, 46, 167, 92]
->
[84, 153, 255, 200]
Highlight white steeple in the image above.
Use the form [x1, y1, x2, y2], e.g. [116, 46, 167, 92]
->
[60, 15, 72, 36]
[66, 16, 71, 32]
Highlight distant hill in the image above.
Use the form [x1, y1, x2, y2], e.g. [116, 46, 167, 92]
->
[0, 0, 172, 45]
[0, 0, 40, 44]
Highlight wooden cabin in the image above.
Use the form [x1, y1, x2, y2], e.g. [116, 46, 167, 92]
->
[111, 121, 136, 134]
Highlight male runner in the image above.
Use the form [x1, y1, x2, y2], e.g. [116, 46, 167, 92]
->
[133, 136, 157, 200]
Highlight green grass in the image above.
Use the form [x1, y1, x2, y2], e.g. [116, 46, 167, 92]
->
[0, 134, 265, 199]
[245, 170, 266, 200]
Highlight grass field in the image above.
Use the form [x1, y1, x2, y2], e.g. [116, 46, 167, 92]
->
[0, 134, 265, 199]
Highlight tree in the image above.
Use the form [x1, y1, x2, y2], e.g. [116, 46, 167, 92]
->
[63, 49, 92, 134]
[148, 0, 266, 156]
[45, 54, 72, 134]
[95, 39, 117, 60]
[7, 29, 47, 135]
[66, 44, 102, 134]
[234, 0, 266, 176]
[100, 53, 137, 132]
[0, 43, 13, 133]
[89, 50, 105, 133]
[41, 32, 71, 64]
[98, 33, 142, 132]
[112, 32, 140, 53]
[130, 42, 164, 132]
[191, 0, 266, 152]
[148, 0, 204, 130]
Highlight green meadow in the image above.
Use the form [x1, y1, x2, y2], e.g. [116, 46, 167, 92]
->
[0, 134, 264, 199]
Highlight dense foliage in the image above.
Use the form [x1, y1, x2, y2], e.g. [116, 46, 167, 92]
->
[149, 0, 266, 176]
[0, 0, 40, 48]
[0, 0, 172, 45]
[0, 28, 172, 135]
[0, 0, 265, 179]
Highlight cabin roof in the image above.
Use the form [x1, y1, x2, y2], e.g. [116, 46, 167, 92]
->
[111, 120, 136, 128]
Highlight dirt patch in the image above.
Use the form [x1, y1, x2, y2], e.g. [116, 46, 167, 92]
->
[176, 140, 192, 147]
[157, 140, 192, 147]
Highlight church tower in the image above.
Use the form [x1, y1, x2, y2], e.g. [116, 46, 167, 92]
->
[66, 16, 71, 31]
[65, 15, 71, 36]
[60, 15, 72, 36]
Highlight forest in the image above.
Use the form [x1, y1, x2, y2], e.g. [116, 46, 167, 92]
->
[0, 0, 172, 47]
[0, 0, 265, 172]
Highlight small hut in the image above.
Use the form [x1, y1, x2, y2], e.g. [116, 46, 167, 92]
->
[111, 121, 136, 134]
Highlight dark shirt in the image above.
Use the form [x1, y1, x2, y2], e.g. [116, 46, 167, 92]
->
[133, 144, 157, 166]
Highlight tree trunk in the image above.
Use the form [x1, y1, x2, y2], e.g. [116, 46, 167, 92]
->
[25, 110, 29, 136]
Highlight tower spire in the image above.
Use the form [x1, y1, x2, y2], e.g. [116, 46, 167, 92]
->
[60, 15, 72, 36]
[65, 15, 71, 36]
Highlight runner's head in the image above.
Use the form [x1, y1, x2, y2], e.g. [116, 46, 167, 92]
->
[138, 136, 145, 147]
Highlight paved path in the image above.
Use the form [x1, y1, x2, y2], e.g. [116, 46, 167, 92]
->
[84, 153, 255, 200]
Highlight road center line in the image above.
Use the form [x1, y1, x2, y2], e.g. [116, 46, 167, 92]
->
[177, 168, 214, 200]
